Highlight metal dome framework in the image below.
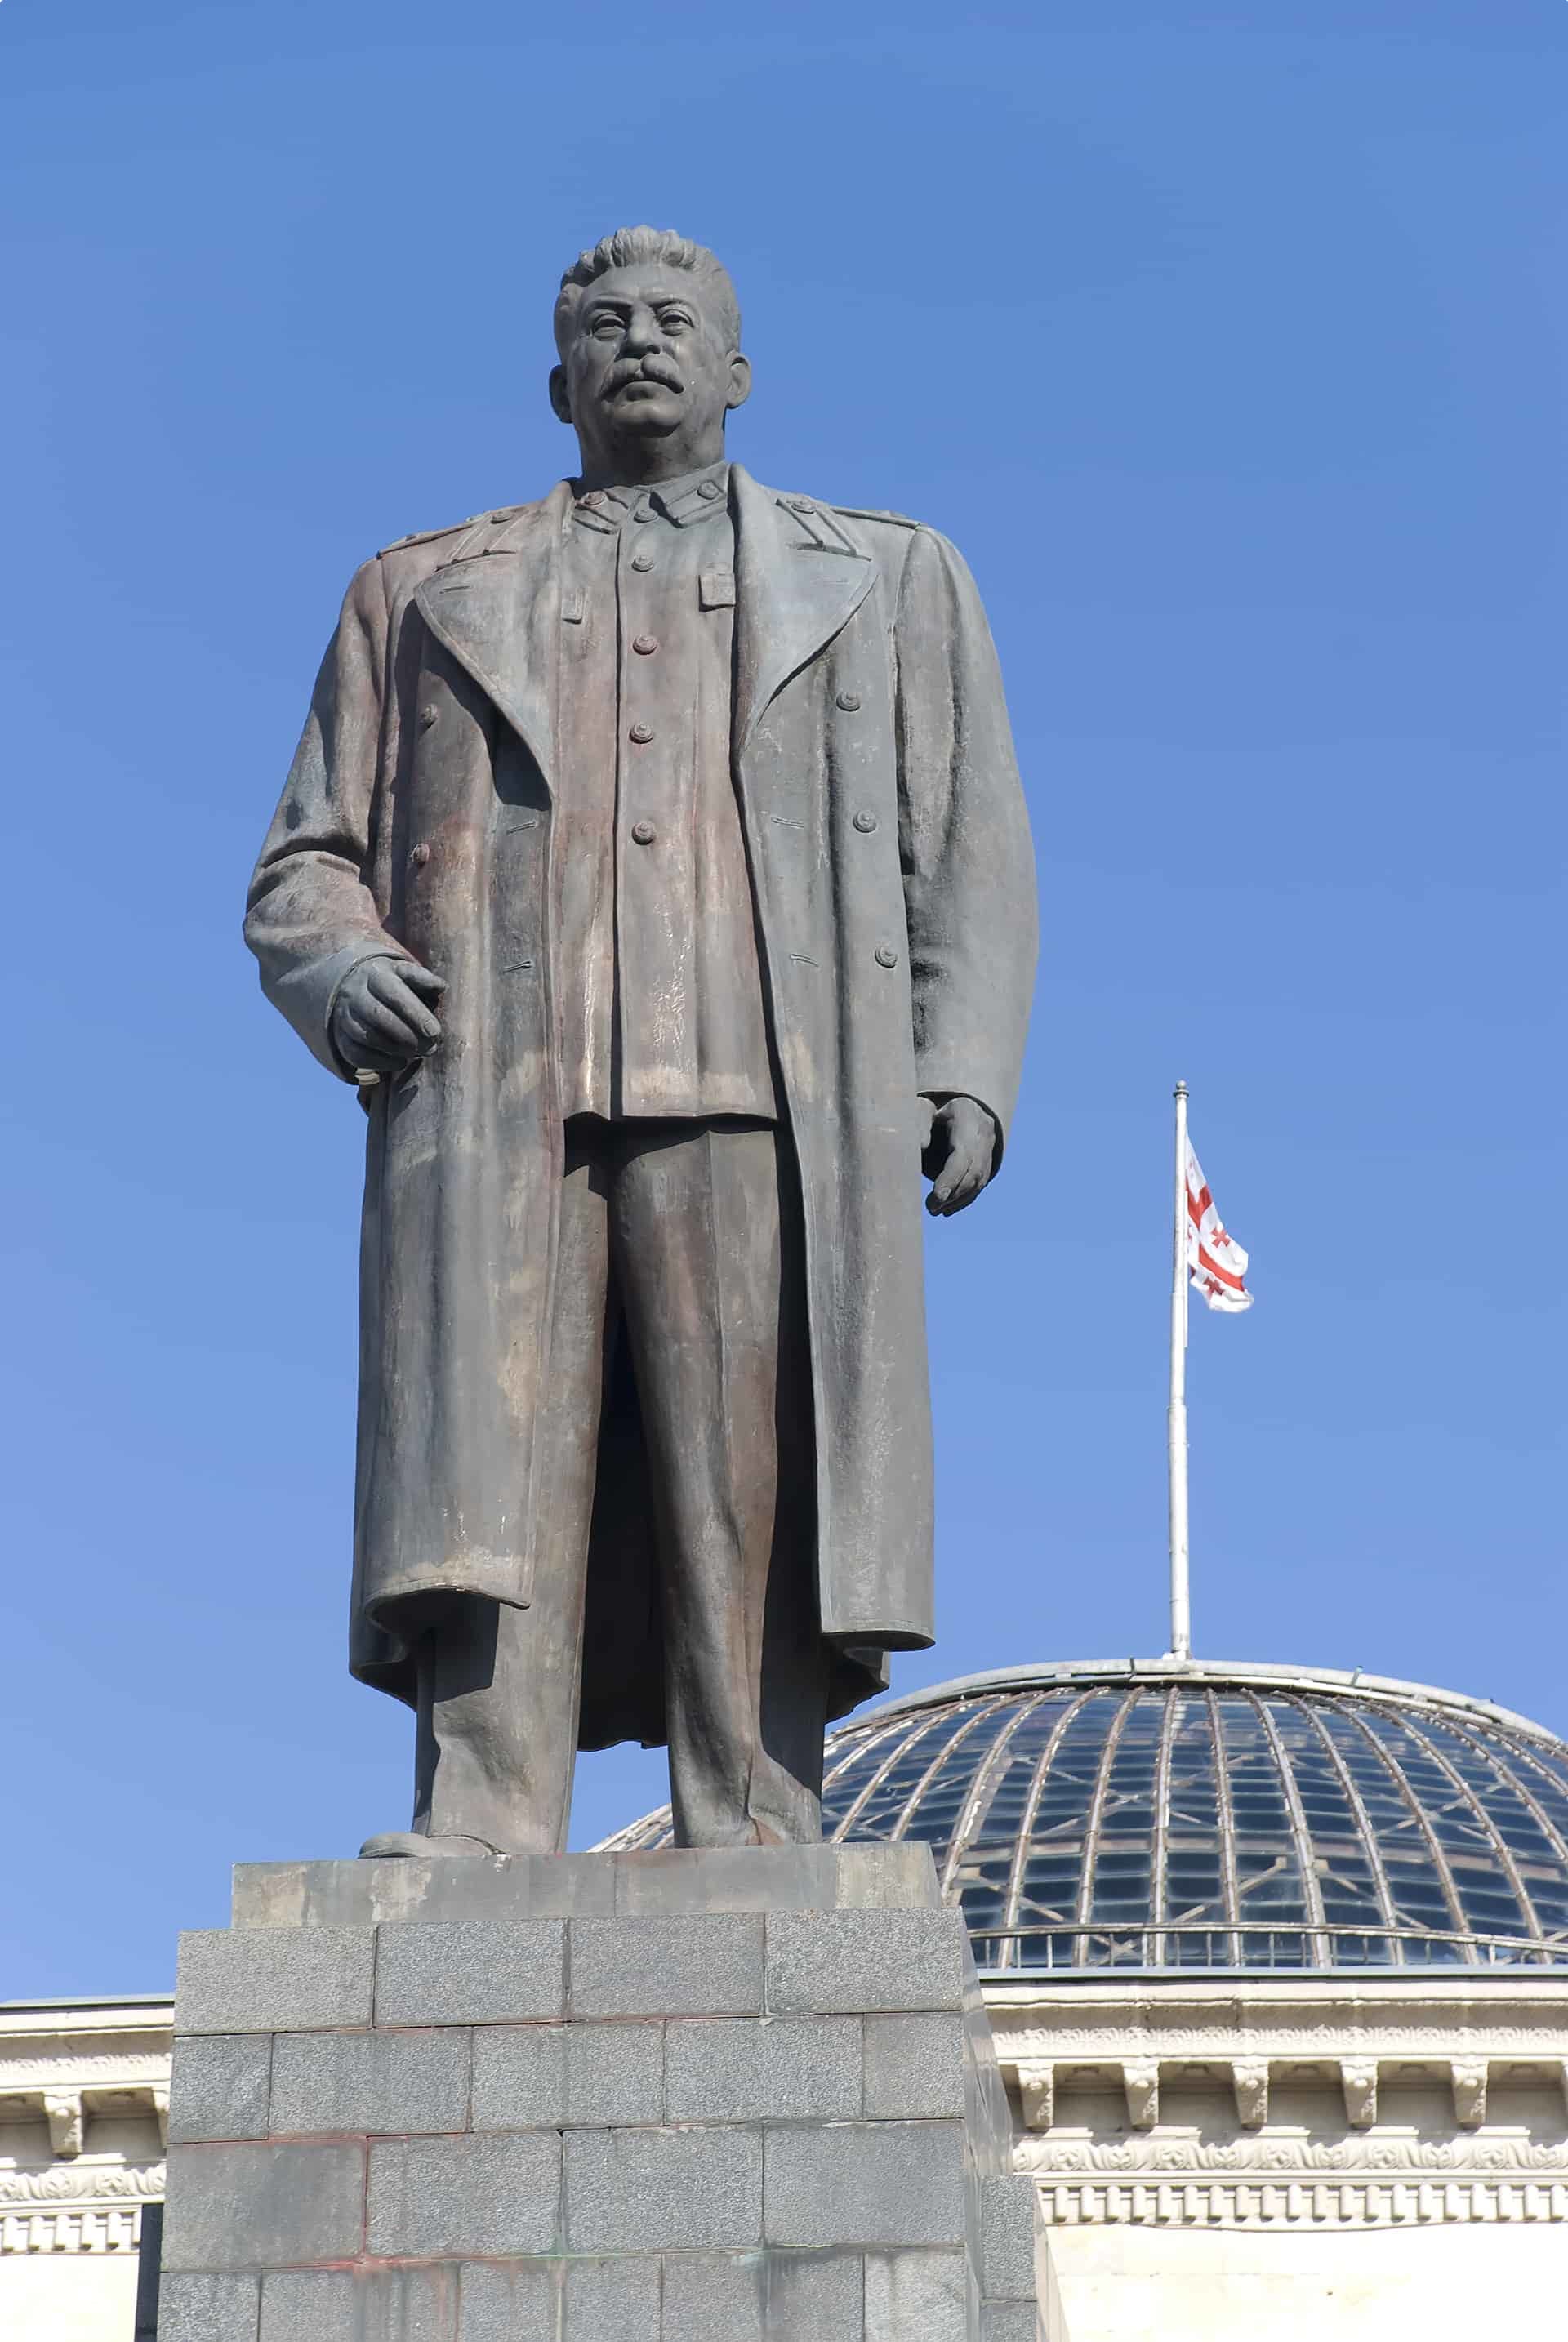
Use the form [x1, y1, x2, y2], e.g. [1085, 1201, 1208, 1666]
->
[605, 1662, 1568, 1973]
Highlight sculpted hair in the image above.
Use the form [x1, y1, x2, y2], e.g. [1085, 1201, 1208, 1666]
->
[554, 226, 742, 354]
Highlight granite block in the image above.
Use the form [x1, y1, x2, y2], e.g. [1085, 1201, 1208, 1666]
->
[665, 2017, 861, 2122]
[457, 2262, 559, 2342]
[831, 1845, 942, 1909]
[980, 2306, 1043, 2342]
[168, 2033, 274, 2143]
[862, 2013, 967, 2119]
[658, 2250, 764, 2340]
[563, 2255, 662, 2336]
[270, 2027, 471, 2136]
[767, 2250, 866, 2339]
[565, 2125, 763, 2251]
[375, 1920, 566, 2025]
[472, 2020, 662, 2130]
[259, 2265, 459, 2340]
[763, 2120, 966, 2249]
[229, 1846, 941, 1931]
[611, 1846, 850, 1914]
[234, 1855, 616, 1930]
[765, 1910, 967, 2016]
[659, 2249, 866, 2340]
[176, 1927, 374, 2034]
[162, 2140, 364, 2270]
[979, 2175, 1040, 2301]
[568, 1914, 764, 2019]
[960, 1975, 1013, 2178]
[157, 2272, 260, 2341]
[367, 2131, 561, 2257]
[864, 2248, 968, 2342]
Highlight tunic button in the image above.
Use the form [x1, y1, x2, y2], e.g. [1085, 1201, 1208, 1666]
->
[786, 495, 814, 511]
[836, 690, 862, 711]
[633, 504, 655, 522]
[628, 722, 654, 744]
[580, 490, 605, 510]
[632, 634, 659, 655]
[417, 704, 439, 730]
[630, 552, 655, 572]
[698, 479, 723, 499]
[853, 810, 877, 834]
[874, 943, 899, 968]
[410, 842, 431, 867]
[631, 819, 657, 844]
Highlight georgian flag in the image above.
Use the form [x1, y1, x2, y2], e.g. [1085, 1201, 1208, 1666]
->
[1185, 1140, 1253, 1313]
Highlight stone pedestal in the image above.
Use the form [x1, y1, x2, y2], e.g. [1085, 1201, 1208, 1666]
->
[159, 1845, 1044, 2340]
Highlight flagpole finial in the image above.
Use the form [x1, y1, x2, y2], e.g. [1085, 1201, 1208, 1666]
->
[1174, 1080, 1187, 1098]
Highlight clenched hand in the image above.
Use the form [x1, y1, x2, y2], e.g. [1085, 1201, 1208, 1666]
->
[331, 957, 446, 1080]
[920, 1094, 999, 1218]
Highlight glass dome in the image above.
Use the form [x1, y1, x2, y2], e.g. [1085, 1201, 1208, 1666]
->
[599, 1660, 1568, 1973]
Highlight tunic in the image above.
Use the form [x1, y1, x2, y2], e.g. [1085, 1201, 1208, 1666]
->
[554, 459, 776, 1121]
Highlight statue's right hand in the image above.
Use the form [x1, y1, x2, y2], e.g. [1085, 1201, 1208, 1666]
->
[331, 956, 446, 1080]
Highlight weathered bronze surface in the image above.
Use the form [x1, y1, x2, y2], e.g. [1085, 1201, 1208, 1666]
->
[246, 227, 1038, 1852]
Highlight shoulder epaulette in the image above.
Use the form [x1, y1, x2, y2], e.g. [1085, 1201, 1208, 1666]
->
[830, 504, 922, 532]
[376, 516, 479, 558]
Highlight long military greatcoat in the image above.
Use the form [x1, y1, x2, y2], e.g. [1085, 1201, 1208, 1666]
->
[247, 465, 1037, 1747]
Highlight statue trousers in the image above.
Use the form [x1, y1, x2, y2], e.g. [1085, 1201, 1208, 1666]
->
[409, 1114, 826, 1850]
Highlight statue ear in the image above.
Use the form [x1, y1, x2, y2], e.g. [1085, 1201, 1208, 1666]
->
[725, 353, 752, 414]
[548, 364, 573, 426]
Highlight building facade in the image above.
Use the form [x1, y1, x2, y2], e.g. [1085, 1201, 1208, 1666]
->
[11, 1659, 1568, 2339]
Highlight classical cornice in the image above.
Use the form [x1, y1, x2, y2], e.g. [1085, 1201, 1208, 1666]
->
[982, 1969, 1568, 2225]
[1027, 2173, 1568, 2231]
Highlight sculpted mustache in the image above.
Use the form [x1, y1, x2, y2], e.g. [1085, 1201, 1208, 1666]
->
[604, 358, 685, 394]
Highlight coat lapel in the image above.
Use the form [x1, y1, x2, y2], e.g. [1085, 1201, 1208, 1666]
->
[412, 484, 571, 786]
[731, 465, 876, 752]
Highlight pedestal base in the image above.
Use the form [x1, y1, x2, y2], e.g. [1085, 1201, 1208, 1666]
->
[160, 1846, 1045, 2340]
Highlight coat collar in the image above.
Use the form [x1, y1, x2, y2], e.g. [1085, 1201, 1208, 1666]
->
[729, 465, 875, 751]
[411, 468, 875, 783]
[411, 483, 570, 786]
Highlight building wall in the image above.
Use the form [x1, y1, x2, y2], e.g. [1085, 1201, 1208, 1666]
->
[0, 2001, 169, 2342]
[7, 1967, 1568, 2338]
[0, 2244, 144, 2342]
[1049, 2221, 1568, 2342]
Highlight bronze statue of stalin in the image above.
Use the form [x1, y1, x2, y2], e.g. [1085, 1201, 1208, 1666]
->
[246, 226, 1037, 1855]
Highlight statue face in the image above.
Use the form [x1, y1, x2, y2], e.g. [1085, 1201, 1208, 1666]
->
[550, 263, 749, 476]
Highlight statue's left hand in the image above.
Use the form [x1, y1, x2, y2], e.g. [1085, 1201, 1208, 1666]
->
[919, 1094, 1000, 1218]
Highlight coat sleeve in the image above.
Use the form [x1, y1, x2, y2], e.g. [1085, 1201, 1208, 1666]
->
[244, 555, 414, 1080]
[893, 525, 1039, 1158]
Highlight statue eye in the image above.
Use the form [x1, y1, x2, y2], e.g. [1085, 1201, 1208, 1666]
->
[659, 309, 693, 332]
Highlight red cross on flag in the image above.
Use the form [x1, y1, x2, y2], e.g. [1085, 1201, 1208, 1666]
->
[1184, 1139, 1253, 1313]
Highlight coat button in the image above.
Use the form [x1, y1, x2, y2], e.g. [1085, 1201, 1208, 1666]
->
[628, 722, 654, 744]
[631, 819, 657, 844]
[698, 479, 724, 499]
[410, 842, 431, 867]
[631, 552, 655, 571]
[633, 504, 655, 523]
[417, 704, 439, 730]
[836, 690, 862, 711]
[874, 943, 898, 968]
[786, 495, 814, 512]
[853, 810, 877, 834]
[632, 634, 658, 655]
[579, 490, 605, 510]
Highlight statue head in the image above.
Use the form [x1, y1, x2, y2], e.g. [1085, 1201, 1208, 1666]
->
[550, 226, 751, 486]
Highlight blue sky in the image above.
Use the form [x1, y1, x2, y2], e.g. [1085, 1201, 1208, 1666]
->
[2, 2, 1562, 1995]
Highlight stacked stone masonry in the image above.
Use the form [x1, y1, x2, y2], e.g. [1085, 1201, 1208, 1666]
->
[159, 1846, 1046, 2340]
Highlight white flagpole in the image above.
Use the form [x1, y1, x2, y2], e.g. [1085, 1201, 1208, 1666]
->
[1167, 1081, 1192, 1661]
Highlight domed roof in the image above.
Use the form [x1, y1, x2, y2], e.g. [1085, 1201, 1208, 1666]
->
[600, 1660, 1568, 1972]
